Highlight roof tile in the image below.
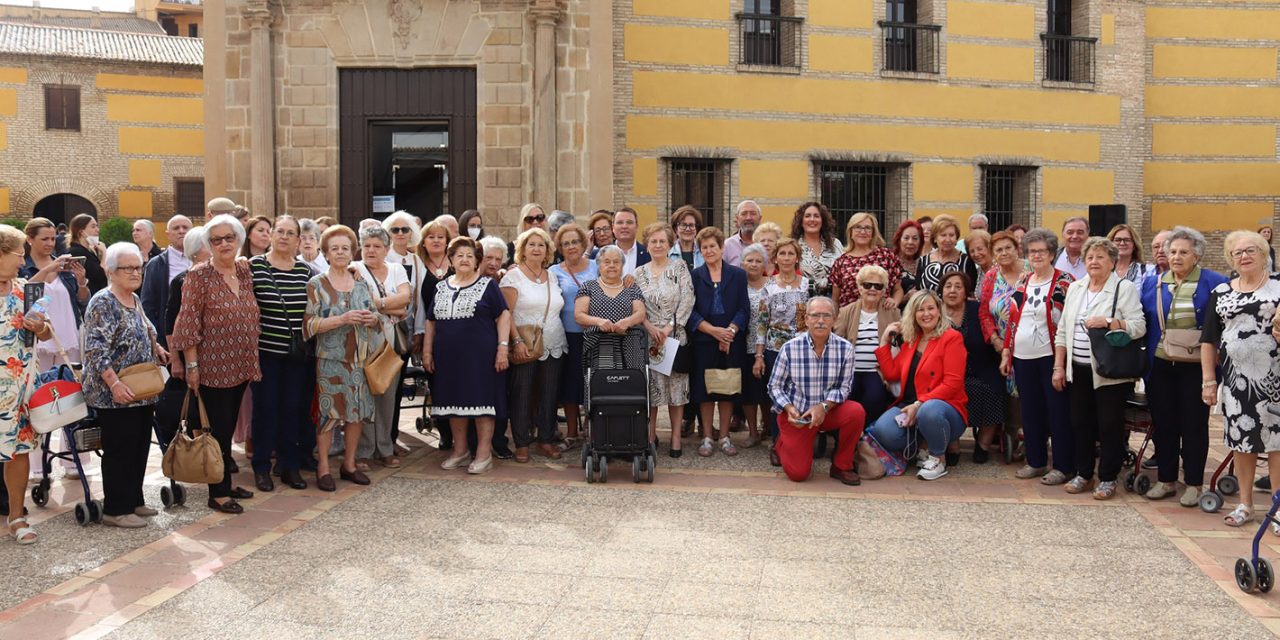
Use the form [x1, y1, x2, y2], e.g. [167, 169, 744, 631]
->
[0, 21, 202, 67]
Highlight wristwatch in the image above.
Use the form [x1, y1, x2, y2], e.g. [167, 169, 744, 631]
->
[186, 361, 199, 370]
[498, 341, 510, 347]
[820, 400, 834, 412]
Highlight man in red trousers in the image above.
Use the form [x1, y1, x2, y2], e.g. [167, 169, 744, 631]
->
[767, 297, 866, 485]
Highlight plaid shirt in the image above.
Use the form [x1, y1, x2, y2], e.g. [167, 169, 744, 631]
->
[767, 332, 855, 415]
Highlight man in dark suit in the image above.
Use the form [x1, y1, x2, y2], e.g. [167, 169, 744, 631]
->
[611, 207, 650, 276]
[141, 215, 193, 346]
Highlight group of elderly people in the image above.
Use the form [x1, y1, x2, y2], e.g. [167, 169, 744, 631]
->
[4, 199, 1280, 542]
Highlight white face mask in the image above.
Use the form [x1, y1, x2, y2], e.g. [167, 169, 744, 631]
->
[467, 227, 482, 239]
[86, 235, 99, 246]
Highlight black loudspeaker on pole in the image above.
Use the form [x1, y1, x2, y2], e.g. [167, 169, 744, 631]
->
[1088, 204, 1127, 237]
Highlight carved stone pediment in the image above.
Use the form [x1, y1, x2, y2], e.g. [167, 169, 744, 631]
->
[304, 0, 492, 65]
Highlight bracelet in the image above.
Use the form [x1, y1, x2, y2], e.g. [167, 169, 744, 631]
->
[1202, 381, 1218, 389]
[498, 341, 509, 347]
[110, 380, 122, 388]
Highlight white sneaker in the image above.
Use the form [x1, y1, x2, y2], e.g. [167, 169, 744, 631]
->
[917, 456, 948, 481]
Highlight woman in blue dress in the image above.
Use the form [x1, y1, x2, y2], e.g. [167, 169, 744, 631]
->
[424, 237, 511, 475]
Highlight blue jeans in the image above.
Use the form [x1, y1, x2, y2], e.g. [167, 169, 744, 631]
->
[868, 400, 965, 457]
[850, 370, 891, 425]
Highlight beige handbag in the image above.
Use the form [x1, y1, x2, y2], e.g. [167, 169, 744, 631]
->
[162, 392, 224, 484]
[1156, 281, 1202, 363]
[362, 331, 402, 396]
[704, 368, 742, 396]
[115, 297, 165, 401]
[511, 277, 551, 365]
[856, 439, 886, 480]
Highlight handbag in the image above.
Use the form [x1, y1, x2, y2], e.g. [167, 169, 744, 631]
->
[864, 431, 905, 477]
[358, 263, 412, 357]
[266, 263, 315, 363]
[118, 362, 164, 401]
[669, 311, 693, 374]
[26, 328, 87, 434]
[161, 391, 224, 484]
[1155, 280, 1202, 363]
[704, 350, 742, 396]
[511, 275, 551, 365]
[361, 329, 403, 396]
[1087, 284, 1147, 379]
[855, 436, 886, 480]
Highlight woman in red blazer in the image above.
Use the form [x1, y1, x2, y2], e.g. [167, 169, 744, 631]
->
[867, 289, 969, 480]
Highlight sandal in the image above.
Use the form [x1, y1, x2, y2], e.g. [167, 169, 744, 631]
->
[8, 516, 36, 545]
[557, 438, 580, 453]
[383, 456, 402, 469]
[1224, 504, 1253, 527]
[719, 437, 738, 457]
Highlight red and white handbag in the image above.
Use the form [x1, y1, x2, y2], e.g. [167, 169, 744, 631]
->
[26, 329, 86, 434]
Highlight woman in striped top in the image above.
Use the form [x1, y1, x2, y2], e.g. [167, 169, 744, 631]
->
[833, 264, 899, 434]
[1052, 237, 1146, 500]
[248, 215, 315, 493]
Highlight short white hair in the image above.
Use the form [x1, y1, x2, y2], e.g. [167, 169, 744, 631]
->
[382, 210, 421, 247]
[596, 244, 626, 263]
[478, 236, 507, 260]
[103, 242, 144, 271]
[133, 219, 155, 234]
[359, 218, 381, 230]
[205, 214, 246, 248]
[183, 226, 208, 261]
[736, 200, 761, 215]
[166, 215, 191, 231]
[967, 213, 988, 227]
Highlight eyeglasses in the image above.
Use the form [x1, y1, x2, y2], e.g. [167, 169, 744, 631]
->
[1027, 248, 1051, 256]
[209, 233, 238, 246]
[851, 225, 874, 233]
[859, 282, 886, 291]
[1231, 247, 1261, 259]
[523, 215, 546, 224]
[1112, 237, 1132, 244]
[677, 223, 697, 230]
[115, 266, 143, 274]
[561, 239, 582, 248]
[389, 226, 412, 235]
[592, 226, 611, 234]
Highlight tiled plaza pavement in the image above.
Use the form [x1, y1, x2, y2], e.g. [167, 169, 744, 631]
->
[2, 413, 1280, 639]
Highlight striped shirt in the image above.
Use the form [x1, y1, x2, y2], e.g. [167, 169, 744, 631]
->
[1072, 288, 1102, 364]
[250, 255, 312, 356]
[767, 332, 855, 415]
[854, 310, 880, 372]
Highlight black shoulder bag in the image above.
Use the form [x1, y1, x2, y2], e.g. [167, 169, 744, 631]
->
[1086, 284, 1147, 379]
[267, 264, 314, 363]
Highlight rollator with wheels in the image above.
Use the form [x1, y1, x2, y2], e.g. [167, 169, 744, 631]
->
[581, 327, 654, 484]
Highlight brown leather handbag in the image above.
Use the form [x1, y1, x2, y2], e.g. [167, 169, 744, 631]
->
[512, 277, 551, 365]
[117, 362, 164, 401]
[161, 392, 224, 484]
[362, 330, 402, 396]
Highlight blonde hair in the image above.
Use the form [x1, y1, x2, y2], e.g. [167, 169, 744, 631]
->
[855, 264, 889, 285]
[1225, 230, 1271, 272]
[755, 221, 783, 242]
[514, 227, 555, 268]
[931, 216, 961, 244]
[844, 212, 886, 250]
[518, 203, 544, 232]
[901, 290, 948, 344]
[771, 237, 801, 263]
[642, 222, 675, 246]
[0, 223, 27, 256]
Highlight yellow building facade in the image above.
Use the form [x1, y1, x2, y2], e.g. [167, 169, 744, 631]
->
[614, 0, 1279, 249]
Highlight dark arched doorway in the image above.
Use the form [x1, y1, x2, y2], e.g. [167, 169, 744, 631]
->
[33, 193, 96, 226]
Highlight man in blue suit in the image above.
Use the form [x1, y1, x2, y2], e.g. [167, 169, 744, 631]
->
[141, 215, 193, 346]
[611, 207, 650, 276]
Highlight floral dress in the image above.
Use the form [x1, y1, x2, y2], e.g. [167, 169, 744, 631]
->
[829, 247, 903, 307]
[1200, 277, 1280, 454]
[635, 260, 694, 406]
[303, 275, 379, 432]
[799, 238, 843, 298]
[0, 281, 36, 461]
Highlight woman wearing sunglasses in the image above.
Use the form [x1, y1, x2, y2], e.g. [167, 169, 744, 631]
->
[508, 203, 548, 268]
[833, 264, 899, 433]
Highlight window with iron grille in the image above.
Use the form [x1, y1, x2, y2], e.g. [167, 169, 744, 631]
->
[44, 85, 80, 131]
[981, 166, 1036, 231]
[174, 179, 205, 220]
[667, 159, 729, 230]
[1042, 0, 1096, 83]
[737, 0, 802, 68]
[815, 162, 909, 240]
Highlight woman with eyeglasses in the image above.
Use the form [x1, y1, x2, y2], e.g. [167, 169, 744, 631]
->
[550, 223, 598, 450]
[246, 216, 314, 493]
[668, 206, 705, 271]
[298, 218, 328, 273]
[170, 214, 262, 514]
[82, 243, 170, 528]
[508, 203, 548, 268]
[833, 264, 898, 439]
[830, 213, 903, 309]
[587, 210, 614, 257]
[1204, 231, 1280, 529]
[1108, 224, 1150, 285]
[759, 238, 812, 464]
[1000, 228, 1075, 486]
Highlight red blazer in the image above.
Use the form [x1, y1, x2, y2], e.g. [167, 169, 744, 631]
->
[874, 328, 969, 425]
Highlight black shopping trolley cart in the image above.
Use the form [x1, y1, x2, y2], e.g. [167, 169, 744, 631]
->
[581, 327, 654, 484]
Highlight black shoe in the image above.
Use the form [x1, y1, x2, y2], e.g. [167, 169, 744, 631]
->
[282, 469, 307, 490]
[972, 445, 990, 465]
[1142, 456, 1159, 470]
[1258, 476, 1272, 492]
[227, 459, 240, 474]
[229, 486, 255, 500]
[271, 464, 282, 478]
[254, 472, 274, 493]
[492, 446, 515, 460]
[669, 448, 683, 459]
[945, 451, 960, 467]
[207, 498, 243, 514]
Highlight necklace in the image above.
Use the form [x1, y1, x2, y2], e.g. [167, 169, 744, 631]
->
[427, 254, 448, 277]
[776, 270, 798, 287]
[600, 279, 623, 290]
[523, 264, 545, 283]
[1239, 275, 1267, 293]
